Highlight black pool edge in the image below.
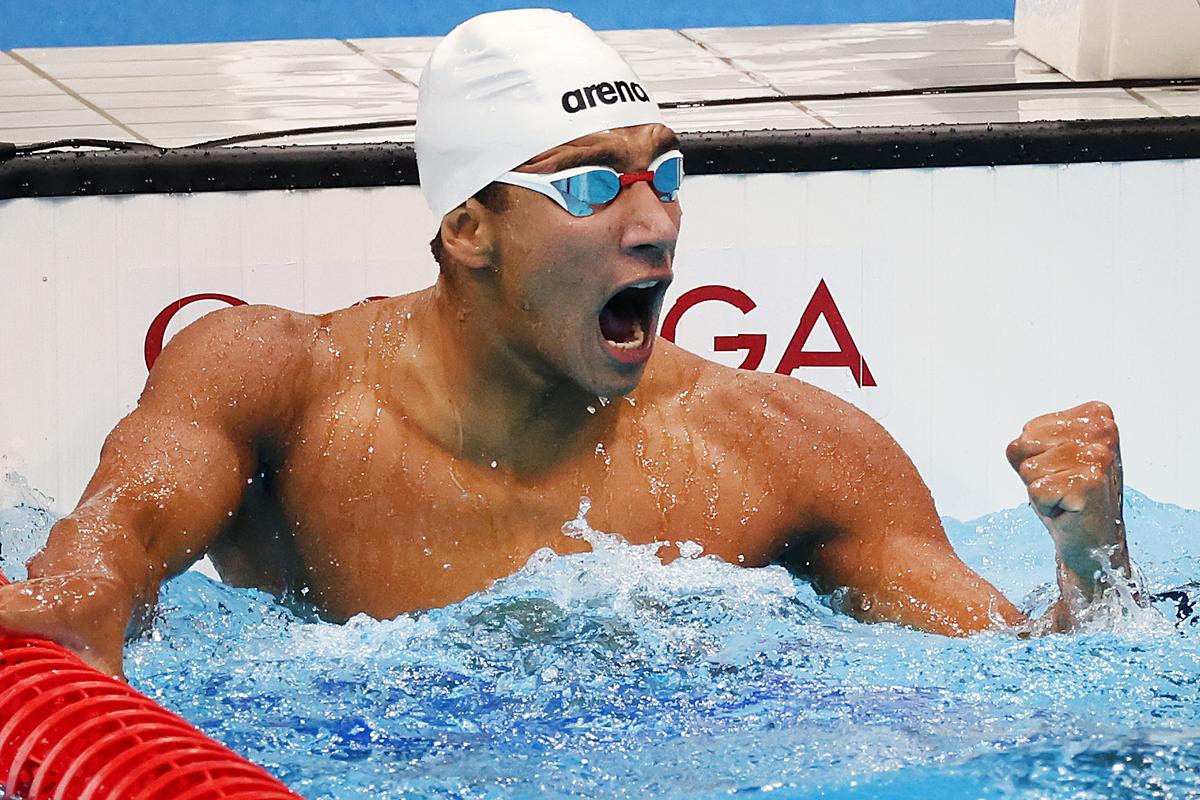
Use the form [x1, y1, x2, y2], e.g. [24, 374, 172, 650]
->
[1, 117, 1198, 200]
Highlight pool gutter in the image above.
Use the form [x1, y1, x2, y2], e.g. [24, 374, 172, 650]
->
[2, 116, 1199, 200]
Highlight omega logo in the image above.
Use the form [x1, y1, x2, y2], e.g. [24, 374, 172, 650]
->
[659, 282, 876, 388]
[144, 285, 875, 387]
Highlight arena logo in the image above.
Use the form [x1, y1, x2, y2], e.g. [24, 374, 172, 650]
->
[560, 80, 651, 113]
[144, 284, 874, 387]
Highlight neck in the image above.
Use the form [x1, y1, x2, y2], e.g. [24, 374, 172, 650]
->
[398, 279, 614, 473]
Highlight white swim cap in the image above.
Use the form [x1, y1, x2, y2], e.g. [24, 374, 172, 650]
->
[416, 9, 665, 219]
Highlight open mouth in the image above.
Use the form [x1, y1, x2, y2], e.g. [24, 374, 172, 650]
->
[598, 280, 666, 360]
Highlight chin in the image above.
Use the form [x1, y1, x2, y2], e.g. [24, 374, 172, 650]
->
[584, 363, 648, 398]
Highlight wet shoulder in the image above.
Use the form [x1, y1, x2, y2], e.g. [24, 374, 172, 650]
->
[148, 303, 319, 385]
[141, 303, 323, 428]
[309, 294, 427, 383]
[646, 339, 894, 460]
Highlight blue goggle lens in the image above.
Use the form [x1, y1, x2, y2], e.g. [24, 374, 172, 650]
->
[552, 171, 621, 217]
[651, 156, 683, 201]
[549, 155, 684, 218]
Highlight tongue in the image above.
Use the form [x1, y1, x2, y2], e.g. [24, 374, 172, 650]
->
[600, 304, 638, 343]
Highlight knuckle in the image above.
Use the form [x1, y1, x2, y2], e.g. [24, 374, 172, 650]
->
[1085, 444, 1114, 466]
[1027, 475, 1051, 498]
[1017, 460, 1040, 482]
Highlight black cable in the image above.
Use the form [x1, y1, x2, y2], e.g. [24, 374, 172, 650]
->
[12, 138, 161, 155]
[183, 118, 416, 149]
[660, 76, 1200, 110]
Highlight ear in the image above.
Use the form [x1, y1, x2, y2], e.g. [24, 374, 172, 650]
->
[438, 198, 497, 271]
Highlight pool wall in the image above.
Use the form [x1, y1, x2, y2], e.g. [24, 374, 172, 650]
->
[2, 145, 1198, 520]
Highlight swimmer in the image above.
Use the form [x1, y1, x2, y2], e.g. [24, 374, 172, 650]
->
[0, 10, 1136, 677]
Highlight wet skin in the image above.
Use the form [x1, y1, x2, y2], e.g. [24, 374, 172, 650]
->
[0, 125, 1133, 677]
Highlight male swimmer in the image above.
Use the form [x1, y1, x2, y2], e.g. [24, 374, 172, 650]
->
[0, 10, 1136, 677]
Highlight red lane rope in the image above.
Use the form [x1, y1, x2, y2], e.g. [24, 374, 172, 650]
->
[0, 572, 304, 799]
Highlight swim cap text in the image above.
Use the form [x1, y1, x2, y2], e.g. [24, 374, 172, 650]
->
[561, 80, 651, 114]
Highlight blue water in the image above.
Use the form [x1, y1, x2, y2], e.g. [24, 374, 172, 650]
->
[0, 1, 1017, 50]
[2, 477, 1198, 799]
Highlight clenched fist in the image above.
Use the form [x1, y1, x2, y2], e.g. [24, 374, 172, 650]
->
[1007, 401, 1131, 595]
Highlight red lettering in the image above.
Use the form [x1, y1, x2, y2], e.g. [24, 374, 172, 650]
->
[774, 280, 875, 387]
[660, 285, 767, 370]
[144, 293, 248, 371]
[661, 281, 875, 386]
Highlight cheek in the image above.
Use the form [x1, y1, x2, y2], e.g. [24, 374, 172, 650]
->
[502, 216, 608, 306]
[502, 190, 616, 259]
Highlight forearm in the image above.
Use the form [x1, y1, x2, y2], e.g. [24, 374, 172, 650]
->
[27, 513, 161, 626]
[34, 411, 256, 596]
[1056, 539, 1135, 599]
[831, 565, 1025, 636]
[806, 532, 1027, 636]
[1028, 543, 1140, 634]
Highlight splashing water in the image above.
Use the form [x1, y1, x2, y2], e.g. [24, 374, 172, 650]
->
[0, 469, 56, 580]
[3, 485, 1200, 799]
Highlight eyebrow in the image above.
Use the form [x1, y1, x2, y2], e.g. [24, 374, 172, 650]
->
[537, 132, 683, 173]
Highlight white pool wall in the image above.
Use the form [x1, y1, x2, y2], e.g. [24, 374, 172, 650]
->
[2, 159, 1198, 520]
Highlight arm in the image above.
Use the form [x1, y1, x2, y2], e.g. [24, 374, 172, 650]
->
[784, 396, 1129, 636]
[1005, 401, 1133, 630]
[0, 305, 314, 675]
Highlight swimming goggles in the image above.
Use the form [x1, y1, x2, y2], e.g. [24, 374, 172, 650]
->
[495, 149, 684, 217]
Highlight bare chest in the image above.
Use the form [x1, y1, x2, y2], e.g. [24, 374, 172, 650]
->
[270, 399, 792, 619]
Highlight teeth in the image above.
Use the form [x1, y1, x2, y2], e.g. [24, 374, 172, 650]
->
[608, 319, 645, 350]
[629, 281, 658, 290]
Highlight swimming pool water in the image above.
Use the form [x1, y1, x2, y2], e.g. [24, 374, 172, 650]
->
[1, 476, 1198, 799]
[0, 1, 1018, 50]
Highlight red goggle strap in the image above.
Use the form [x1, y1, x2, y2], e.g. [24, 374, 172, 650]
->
[619, 171, 655, 188]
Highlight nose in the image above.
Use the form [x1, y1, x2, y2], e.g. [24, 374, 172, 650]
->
[617, 180, 680, 266]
